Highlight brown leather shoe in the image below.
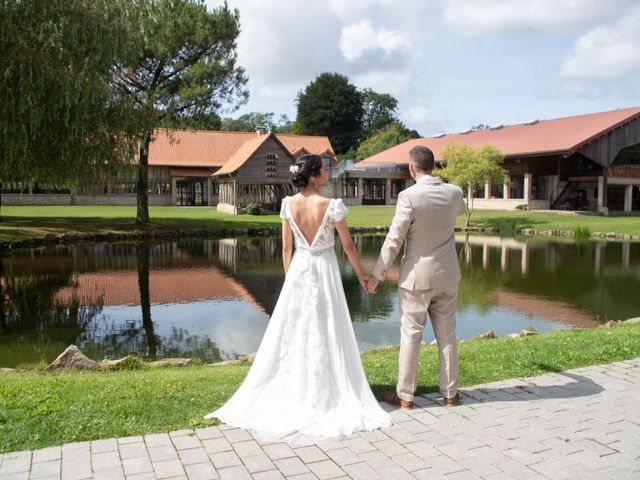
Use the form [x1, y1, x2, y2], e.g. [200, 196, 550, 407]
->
[384, 392, 413, 409]
[444, 393, 460, 406]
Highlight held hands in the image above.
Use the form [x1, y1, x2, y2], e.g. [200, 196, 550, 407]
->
[358, 275, 370, 295]
[366, 276, 380, 295]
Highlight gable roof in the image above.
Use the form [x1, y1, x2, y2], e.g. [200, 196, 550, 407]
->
[357, 106, 640, 167]
[214, 133, 297, 176]
[149, 129, 334, 168]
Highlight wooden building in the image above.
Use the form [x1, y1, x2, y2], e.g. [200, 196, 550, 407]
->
[214, 133, 297, 214]
[351, 107, 640, 213]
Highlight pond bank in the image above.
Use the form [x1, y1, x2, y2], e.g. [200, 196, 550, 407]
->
[2, 206, 640, 251]
[1, 323, 639, 453]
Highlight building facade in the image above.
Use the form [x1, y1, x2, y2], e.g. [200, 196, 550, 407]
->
[2, 129, 335, 212]
[351, 107, 640, 213]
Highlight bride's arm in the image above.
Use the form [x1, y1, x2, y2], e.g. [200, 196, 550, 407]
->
[335, 220, 369, 293]
[282, 218, 293, 274]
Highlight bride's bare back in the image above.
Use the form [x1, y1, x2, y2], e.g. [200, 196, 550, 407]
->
[287, 194, 332, 246]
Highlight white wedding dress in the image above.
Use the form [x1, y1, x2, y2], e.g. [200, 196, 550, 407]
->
[205, 197, 392, 443]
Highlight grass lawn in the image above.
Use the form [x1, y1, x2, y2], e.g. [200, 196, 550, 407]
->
[1, 323, 639, 453]
[1, 205, 639, 244]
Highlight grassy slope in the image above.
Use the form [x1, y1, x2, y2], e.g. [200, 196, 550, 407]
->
[1, 323, 639, 453]
[1, 206, 639, 243]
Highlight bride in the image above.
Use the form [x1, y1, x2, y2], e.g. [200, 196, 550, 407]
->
[205, 154, 392, 443]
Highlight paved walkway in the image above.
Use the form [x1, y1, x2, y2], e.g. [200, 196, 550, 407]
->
[2, 358, 639, 480]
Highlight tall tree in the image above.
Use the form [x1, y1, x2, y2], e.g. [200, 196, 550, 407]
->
[356, 122, 420, 160]
[361, 88, 399, 138]
[221, 112, 293, 133]
[296, 73, 363, 154]
[437, 143, 506, 226]
[111, 0, 248, 224]
[0, 0, 141, 219]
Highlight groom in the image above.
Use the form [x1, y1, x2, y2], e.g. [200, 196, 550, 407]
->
[367, 145, 466, 408]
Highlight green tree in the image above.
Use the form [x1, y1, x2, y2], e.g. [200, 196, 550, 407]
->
[296, 73, 363, 154]
[0, 0, 141, 218]
[438, 143, 507, 226]
[111, 0, 248, 224]
[356, 122, 420, 160]
[361, 88, 399, 138]
[221, 112, 293, 133]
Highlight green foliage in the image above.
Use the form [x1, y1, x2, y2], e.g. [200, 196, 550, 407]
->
[573, 226, 591, 240]
[0, 0, 141, 194]
[244, 203, 262, 215]
[296, 73, 364, 154]
[515, 203, 529, 210]
[361, 88, 400, 138]
[438, 143, 507, 226]
[356, 122, 420, 160]
[221, 113, 294, 133]
[110, 0, 249, 223]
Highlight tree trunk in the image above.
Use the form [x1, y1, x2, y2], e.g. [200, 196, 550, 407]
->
[136, 243, 158, 359]
[136, 132, 151, 225]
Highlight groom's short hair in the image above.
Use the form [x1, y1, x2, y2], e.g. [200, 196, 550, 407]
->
[409, 146, 435, 173]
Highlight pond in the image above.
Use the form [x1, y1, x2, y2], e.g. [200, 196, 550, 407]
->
[1, 235, 639, 367]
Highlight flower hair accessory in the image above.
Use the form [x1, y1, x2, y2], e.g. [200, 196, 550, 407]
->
[289, 165, 299, 174]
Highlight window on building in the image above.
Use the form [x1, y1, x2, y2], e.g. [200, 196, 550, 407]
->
[343, 179, 358, 198]
[532, 175, 548, 200]
[265, 153, 277, 178]
[391, 180, 405, 198]
[148, 180, 171, 195]
[1, 182, 28, 193]
[510, 175, 524, 198]
[473, 185, 485, 198]
[491, 182, 504, 198]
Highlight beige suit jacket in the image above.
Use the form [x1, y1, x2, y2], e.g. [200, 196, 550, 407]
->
[373, 175, 466, 290]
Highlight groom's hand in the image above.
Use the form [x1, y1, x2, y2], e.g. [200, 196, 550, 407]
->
[367, 277, 380, 294]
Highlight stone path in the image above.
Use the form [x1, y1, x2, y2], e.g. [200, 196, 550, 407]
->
[2, 358, 639, 480]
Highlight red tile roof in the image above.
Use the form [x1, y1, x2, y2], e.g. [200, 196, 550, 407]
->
[149, 129, 334, 169]
[214, 133, 275, 176]
[358, 106, 640, 167]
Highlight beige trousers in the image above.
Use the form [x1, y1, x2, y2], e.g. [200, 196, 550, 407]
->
[397, 286, 458, 401]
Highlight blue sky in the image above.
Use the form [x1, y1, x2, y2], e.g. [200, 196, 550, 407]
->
[206, 0, 640, 136]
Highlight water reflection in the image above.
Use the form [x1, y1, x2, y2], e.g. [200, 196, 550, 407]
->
[1, 235, 639, 367]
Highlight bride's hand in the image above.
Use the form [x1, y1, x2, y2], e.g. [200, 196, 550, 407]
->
[358, 275, 370, 295]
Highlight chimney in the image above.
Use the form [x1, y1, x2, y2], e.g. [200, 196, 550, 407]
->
[255, 126, 265, 136]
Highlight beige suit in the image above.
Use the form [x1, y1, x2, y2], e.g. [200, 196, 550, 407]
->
[373, 175, 466, 401]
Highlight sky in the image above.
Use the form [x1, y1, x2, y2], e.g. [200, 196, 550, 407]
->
[206, 0, 640, 136]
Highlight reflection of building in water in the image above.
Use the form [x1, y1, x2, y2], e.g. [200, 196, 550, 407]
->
[54, 267, 265, 312]
[493, 291, 598, 328]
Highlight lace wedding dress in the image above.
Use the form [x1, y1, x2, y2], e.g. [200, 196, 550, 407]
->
[205, 197, 392, 443]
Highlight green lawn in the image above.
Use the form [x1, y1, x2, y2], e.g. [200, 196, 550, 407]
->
[1, 323, 639, 453]
[1, 205, 639, 244]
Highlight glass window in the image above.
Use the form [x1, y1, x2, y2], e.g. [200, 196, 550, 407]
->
[343, 179, 358, 198]
[532, 175, 548, 200]
[491, 182, 504, 198]
[391, 180, 405, 198]
[510, 175, 524, 198]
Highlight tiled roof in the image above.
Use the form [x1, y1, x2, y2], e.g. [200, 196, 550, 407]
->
[214, 134, 273, 176]
[149, 129, 334, 168]
[358, 106, 640, 167]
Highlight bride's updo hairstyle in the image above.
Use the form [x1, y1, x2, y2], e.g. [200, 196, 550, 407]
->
[291, 154, 323, 188]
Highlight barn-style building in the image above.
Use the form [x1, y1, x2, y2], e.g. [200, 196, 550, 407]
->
[348, 107, 640, 213]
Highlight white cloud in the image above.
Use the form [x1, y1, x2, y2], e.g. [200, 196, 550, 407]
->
[559, 7, 640, 80]
[340, 19, 410, 62]
[442, 0, 630, 37]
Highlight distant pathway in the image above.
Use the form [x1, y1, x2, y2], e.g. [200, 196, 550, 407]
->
[2, 358, 639, 480]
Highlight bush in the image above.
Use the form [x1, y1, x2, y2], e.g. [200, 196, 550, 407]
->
[515, 203, 529, 210]
[573, 226, 591, 240]
[244, 203, 262, 215]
